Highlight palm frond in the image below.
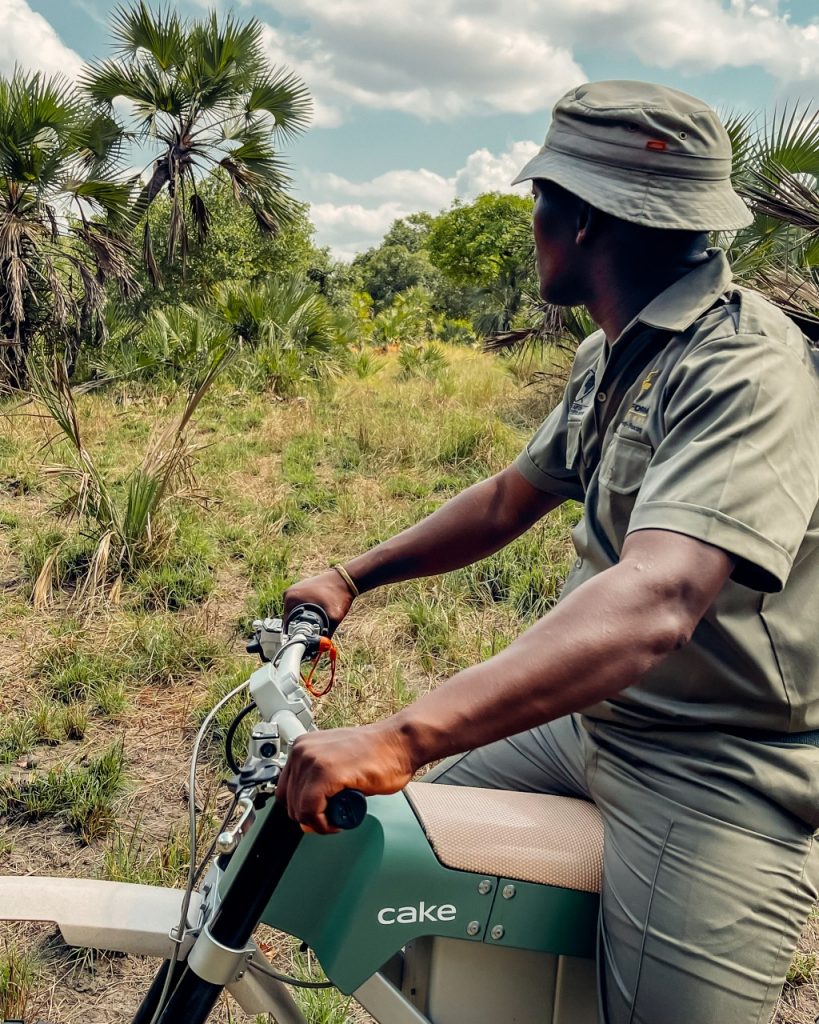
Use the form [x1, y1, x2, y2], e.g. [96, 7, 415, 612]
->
[188, 10, 265, 84]
[83, 59, 187, 126]
[110, 1, 186, 71]
[71, 223, 139, 299]
[723, 109, 759, 185]
[188, 191, 211, 243]
[27, 359, 120, 534]
[71, 107, 126, 178]
[243, 69, 312, 140]
[62, 177, 133, 220]
[741, 162, 819, 233]
[762, 104, 819, 177]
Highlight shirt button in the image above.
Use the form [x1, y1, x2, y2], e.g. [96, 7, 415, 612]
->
[596, 391, 607, 402]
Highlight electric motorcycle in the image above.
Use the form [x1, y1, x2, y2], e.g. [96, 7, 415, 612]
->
[0, 604, 603, 1023]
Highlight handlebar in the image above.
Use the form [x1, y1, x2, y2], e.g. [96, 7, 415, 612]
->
[325, 788, 367, 829]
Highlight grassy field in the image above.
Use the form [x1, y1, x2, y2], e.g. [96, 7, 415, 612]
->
[0, 348, 816, 1023]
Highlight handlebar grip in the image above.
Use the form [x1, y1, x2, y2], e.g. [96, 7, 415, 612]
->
[326, 789, 367, 830]
[284, 602, 330, 636]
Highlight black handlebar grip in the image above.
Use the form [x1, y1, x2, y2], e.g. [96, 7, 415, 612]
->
[326, 789, 367, 830]
[284, 602, 330, 636]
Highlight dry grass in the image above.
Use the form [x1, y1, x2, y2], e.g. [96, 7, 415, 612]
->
[0, 348, 813, 1023]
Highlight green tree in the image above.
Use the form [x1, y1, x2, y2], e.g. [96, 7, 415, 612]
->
[82, 2, 312, 281]
[352, 238, 441, 310]
[0, 69, 136, 389]
[132, 173, 319, 309]
[425, 193, 534, 335]
[381, 212, 435, 252]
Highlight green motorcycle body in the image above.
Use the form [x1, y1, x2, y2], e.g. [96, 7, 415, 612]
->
[224, 790, 599, 996]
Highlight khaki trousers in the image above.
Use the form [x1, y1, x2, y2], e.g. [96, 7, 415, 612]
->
[425, 714, 819, 1024]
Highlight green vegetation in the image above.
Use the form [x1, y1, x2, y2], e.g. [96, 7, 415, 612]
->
[0, 69, 135, 390]
[0, 5, 815, 1021]
[786, 950, 817, 985]
[101, 820, 191, 887]
[0, 741, 127, 843]
[0, 940, 40, 1022]
[82, 2, 312, 277]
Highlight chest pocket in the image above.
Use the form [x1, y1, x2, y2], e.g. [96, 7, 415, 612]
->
[599, 432, 653, 495]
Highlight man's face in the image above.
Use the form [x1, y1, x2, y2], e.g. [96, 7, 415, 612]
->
[531, 180, 589, 307]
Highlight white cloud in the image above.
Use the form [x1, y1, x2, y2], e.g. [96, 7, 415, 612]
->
[304, 140, 538, 260]
[454, 141, 540, 197]
[259, 0, 818, 128]
[261, 4, 585, 127]
[0, 0, 83, 80]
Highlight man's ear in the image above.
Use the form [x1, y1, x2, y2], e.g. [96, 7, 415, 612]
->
[575, 201, 596, 245]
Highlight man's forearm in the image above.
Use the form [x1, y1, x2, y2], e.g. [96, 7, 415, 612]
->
[344, 467, 562, 593]
[279, 531, 735, 832]
[386, 535, 731, 768]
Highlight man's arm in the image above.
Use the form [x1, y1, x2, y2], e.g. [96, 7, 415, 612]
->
[277, 528, 734, 832]
[283, 465, 564, 628]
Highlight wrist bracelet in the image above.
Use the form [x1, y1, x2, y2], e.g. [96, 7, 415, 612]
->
[332, 563, 360, 599]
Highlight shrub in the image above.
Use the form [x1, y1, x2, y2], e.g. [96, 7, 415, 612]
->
[398, 342, 447, 380]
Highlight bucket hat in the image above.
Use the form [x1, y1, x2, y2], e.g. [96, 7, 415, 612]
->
[512, 80, 752, 232]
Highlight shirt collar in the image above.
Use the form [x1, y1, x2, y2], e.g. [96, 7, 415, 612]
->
[636, 247, 733, 333]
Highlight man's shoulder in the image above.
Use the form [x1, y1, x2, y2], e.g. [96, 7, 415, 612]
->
[685, 283, 816, 372]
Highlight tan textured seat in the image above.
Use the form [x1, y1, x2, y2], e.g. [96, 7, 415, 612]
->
[405, 783, 604, 894]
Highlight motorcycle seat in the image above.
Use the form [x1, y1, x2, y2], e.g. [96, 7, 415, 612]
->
[405, 783, 604, 894]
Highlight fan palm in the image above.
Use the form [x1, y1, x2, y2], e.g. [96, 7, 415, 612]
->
[723, 104, 819, 338]
[82, 2, 312, 284]
[0, 69, 136, 389]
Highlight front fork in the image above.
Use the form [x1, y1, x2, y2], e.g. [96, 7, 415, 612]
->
[134, 799, 304, 1024]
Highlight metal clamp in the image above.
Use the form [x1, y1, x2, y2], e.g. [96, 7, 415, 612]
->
[187, 924, 256, 986]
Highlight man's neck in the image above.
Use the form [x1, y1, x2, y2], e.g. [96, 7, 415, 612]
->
[588, 252, 710, 344]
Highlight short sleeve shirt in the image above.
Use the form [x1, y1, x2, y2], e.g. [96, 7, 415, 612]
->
[515, 248, 819, 732]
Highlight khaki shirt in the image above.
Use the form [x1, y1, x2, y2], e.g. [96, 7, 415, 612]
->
[515, 248, 819, 732]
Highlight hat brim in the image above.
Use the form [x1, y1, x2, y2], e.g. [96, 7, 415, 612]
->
[512, 148, 753, 232]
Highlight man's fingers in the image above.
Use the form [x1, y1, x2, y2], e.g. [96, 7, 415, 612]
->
[300, 812, 338, 836]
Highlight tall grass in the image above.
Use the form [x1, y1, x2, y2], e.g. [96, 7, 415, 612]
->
[26, 346, 233, 606]
[0, 941, 40, 1022]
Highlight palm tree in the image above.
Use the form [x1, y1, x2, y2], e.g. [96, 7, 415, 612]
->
[0, 69, 136, 389]
[723, 104, 819, 339]
[81, 2, 312, 284]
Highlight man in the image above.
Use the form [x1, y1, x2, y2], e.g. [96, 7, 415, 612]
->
[279, 81, 819, 1023]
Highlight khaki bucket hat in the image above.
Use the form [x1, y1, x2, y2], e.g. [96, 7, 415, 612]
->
[512, 80, 753, 232]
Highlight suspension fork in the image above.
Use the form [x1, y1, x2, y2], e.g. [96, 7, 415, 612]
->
[134, 799, 303, 1024]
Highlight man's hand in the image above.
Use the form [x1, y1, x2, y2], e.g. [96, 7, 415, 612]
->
[283, 568, 356, 633]
[276, 722, 415, 834]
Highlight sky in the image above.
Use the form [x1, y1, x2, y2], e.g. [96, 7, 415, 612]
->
[3, 0, 818, 259]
